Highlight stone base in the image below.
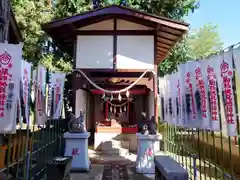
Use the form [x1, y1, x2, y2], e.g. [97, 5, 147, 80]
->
[64, 132, 90, 172]
[70, 162, 91, 173]
[135, 133, 162, 174]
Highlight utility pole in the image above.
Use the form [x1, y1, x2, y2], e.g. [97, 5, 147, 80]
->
[0, 0, 10, 42]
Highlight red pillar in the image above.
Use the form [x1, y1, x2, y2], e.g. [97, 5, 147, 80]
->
[105, 101, 108, 121]
[128, 101, 130, 123]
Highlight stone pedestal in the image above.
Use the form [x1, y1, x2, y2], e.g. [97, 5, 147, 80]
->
[135, 133, 162, 174]
[64, 132, 90, 172]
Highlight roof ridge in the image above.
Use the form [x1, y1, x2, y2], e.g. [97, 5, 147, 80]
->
[42, 4, 189, 29]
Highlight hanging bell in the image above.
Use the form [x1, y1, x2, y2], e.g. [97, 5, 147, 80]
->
[114, 107, 117, 113]
[119, 107, 122, 113]
[110, 106, 112, 112]
[110, 94, 113, 101]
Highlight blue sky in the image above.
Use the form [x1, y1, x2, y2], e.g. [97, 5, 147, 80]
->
[184, 0, 240, 48]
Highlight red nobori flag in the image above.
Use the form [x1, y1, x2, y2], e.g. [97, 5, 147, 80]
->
[213, 51, 237, 137]
[0, 43, 22, 133]
[35, 65, 47, 125]
[51, 72, 66, 119]
[201, 56, 220, 132]
[21, 60, 32, 125]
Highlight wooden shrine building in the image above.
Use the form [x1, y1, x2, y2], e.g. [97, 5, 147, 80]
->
[1, 9, 23, 43]
[43, 5, 189, 151]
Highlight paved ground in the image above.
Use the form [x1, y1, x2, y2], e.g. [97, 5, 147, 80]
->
[79, 149, 234, 180]
[88, 149, 137, 164]
[71, 165, 103, 180]
[71, 164, 154, 180]
[71, 150, 155, 180]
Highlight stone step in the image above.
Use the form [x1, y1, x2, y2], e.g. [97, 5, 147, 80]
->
[101, 140, 122, 150]
[121, 140, 130, 149]
[101, 147, 129, 156]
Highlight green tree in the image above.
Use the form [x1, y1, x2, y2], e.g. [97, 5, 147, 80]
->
[11, 0, 52, 65]
[188, 23, 223, 60]
[159, 23, 223, 75]
[11, 0, 72, 72]
[159, 36, 192, 75]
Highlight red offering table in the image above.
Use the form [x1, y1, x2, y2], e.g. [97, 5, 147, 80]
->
[96, 126, 122, 133]
[122, 126, 138, 134]
[96, 125, 137, 134]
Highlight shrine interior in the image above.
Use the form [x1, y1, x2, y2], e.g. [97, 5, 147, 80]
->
[74, 71, 154, 151]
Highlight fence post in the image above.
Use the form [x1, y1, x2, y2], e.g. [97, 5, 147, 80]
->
[192, 154, 197, 180]
[25, 151, 31, 180]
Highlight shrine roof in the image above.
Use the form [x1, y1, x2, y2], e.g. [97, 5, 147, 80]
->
[42, 5, 189, 64]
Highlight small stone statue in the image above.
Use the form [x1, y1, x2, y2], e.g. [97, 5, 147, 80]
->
[139, 112, 148, 135]
[142, 124, 149, 135]
[68, 111, 86, 133]
[139, 112, 157, 135]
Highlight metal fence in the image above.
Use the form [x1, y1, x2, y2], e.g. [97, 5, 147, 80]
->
[162, 72, 240, 179]
[160, 43, 240, 180]
[0, 119, 67, 180]
[163, 124, 240, 180]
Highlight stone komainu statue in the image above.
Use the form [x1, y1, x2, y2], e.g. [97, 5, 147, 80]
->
[139, 112, 157, 135]
[68, 111, 86, 133]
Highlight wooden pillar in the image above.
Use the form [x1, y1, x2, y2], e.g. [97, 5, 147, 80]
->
[113, 18, 117, 70]
[0, 0, 10, 42]
[154, 66, 158, 125]
[153, 34, 159, 129]
[72, 85, 76, 115]
[72, 39, 77, 114]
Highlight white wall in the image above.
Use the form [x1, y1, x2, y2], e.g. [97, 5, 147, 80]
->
[76, 36, 114, 69]
[116, 36, 154, 70]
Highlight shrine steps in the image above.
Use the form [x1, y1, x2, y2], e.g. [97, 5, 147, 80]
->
[101, 140, 129, 156]
[94, 132, 137, 152]
[101, 147, 129, 156]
